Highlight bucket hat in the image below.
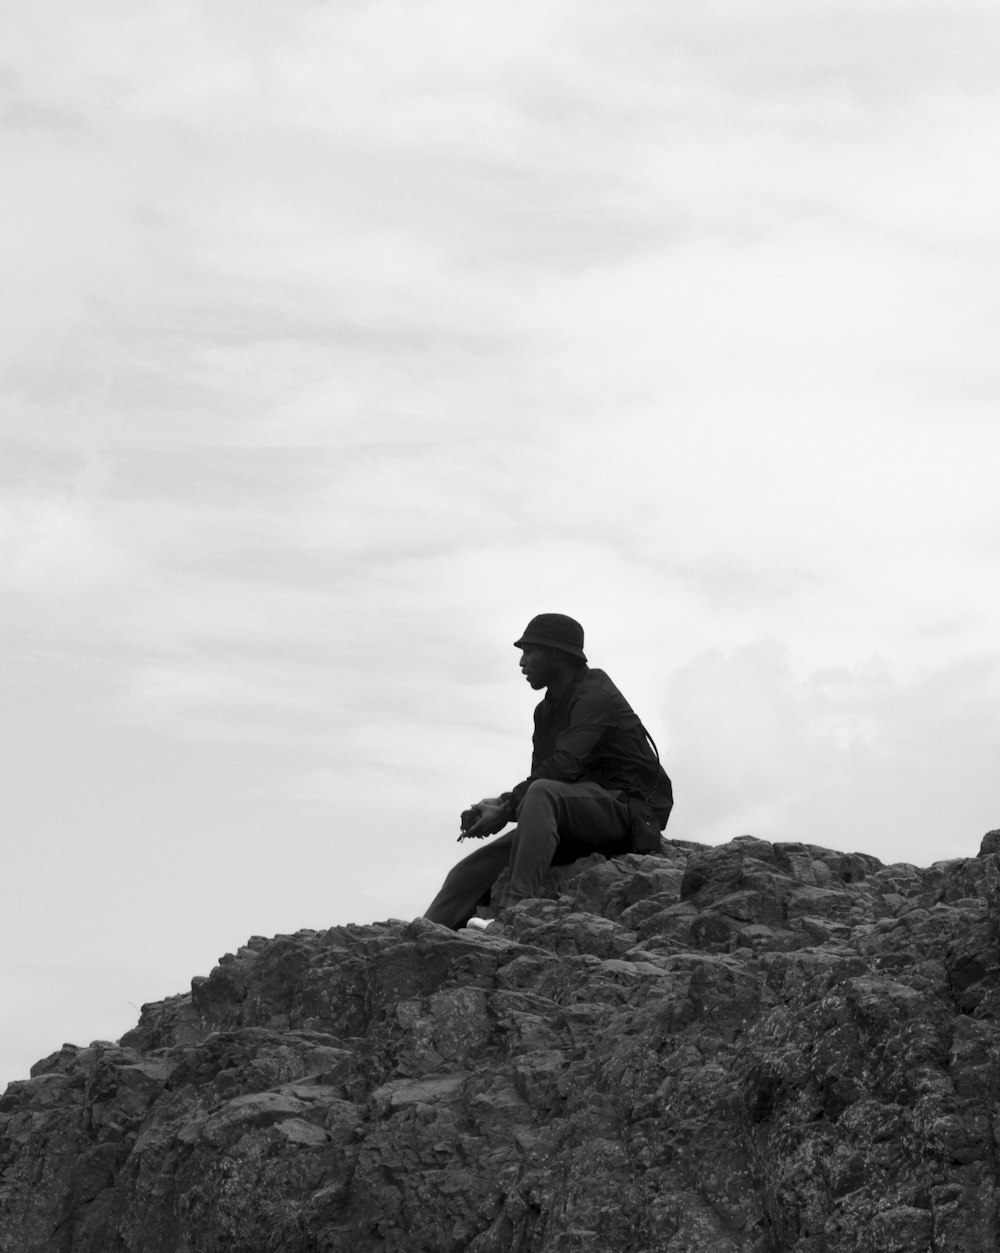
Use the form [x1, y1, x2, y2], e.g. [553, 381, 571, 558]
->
[513, 614, 587, 662]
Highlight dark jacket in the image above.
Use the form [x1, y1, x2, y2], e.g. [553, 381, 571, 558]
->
[501, 667, 672, 832]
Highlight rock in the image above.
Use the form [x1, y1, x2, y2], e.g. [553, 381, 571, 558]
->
[978, 828, 1000, 857]
[3, 832, 1000, 1251]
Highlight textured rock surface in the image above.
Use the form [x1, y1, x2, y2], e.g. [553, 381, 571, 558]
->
[3, 832, 1000, 1251]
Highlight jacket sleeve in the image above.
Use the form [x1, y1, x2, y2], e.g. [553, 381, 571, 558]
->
[499, 685, 616, 817]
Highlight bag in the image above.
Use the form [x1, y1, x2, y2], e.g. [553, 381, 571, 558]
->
[628, 724, 673, 852]
[648, 761, 674, 829]
[626, 796, 664, 853]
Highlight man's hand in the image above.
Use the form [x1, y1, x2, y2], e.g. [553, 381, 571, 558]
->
[458, 798, 510, 842]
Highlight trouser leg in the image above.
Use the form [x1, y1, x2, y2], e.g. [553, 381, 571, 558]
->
[423, 832, 516, 930]
[500, 779, 630, 908]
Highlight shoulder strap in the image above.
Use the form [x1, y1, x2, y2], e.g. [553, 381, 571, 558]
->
[637, 720, 673, 825]
[639, 721, 660, 765]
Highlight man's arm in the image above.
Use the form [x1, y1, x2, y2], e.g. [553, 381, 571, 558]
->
[456, 680, 616, 841]
[504, 682, 617, 811]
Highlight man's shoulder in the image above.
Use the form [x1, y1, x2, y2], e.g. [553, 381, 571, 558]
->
[570, 668, 622, 709]
[577, 668, 618, 695]
[576, 668, 639, 717]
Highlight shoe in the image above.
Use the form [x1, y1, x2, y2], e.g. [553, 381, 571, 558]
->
[463, 917, 496, 931]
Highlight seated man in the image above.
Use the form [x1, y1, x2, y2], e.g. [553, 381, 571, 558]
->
[424, 613, 673, 930]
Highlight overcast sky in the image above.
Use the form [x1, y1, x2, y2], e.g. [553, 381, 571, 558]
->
[3, 0, 999, 1090]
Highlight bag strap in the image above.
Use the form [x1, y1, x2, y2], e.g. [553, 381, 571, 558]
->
[639, 721, 660, 765]
[636, 720, 663, 807]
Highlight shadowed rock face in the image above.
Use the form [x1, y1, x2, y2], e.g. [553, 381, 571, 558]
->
[3, 832, 1000, 1252]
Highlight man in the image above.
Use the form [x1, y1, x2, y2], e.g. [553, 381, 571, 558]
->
[424, 613, 673, 930]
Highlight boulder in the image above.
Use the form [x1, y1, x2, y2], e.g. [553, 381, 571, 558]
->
[3, 833, 1000, 1251]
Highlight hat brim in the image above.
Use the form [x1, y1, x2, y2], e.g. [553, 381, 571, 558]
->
[513, 633, 587, 662]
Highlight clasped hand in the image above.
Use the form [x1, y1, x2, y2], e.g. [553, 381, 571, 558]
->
[458, 797, 509, 842]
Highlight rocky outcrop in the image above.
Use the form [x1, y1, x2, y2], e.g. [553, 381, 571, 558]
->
[3, 832, 1000, 1252]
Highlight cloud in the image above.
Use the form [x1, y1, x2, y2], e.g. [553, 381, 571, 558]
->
[663, 641, 1000, 862]
[0, 495, 121, 591]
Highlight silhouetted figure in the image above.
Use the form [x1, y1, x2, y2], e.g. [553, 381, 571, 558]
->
[424, 614, 672, 929]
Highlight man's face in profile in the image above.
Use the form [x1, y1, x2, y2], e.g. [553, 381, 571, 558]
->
[518, 645, 559, 690]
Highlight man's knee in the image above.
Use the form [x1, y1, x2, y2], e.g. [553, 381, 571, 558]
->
[519, 778, 581, 809]
[521, 778, 558, 804]
[518, 779, 612, 817]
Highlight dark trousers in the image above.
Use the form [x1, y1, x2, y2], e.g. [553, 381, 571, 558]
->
[423, 779, 631, 930]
